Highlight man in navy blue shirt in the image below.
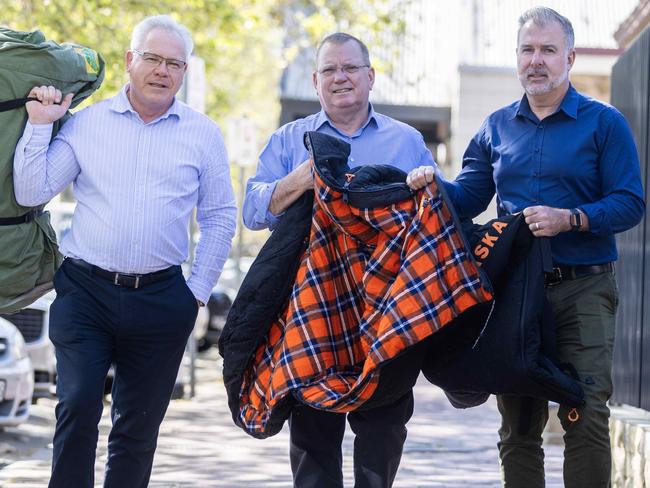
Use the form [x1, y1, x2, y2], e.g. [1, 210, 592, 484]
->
[408, 7, 644, 488]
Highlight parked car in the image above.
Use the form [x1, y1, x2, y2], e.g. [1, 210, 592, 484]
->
[37, 201, 210, 400]
[0, 318, 34, 426]
[2, 289, 210, 402]
[0, 292, 56, 401]
[194, 257, 252, 352]
[198, 286, 233, 352]
[103, 303, 208, 400]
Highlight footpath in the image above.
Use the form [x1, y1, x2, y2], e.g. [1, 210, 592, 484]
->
[0, 349, 563, 487]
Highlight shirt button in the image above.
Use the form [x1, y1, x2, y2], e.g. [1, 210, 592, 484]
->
[534, 148, 539, 153]
[533, 172, 538, 177]
[133, 240, 139, 246]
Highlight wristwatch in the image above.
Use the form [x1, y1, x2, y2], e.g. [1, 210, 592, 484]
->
[570, 208, 582, 232]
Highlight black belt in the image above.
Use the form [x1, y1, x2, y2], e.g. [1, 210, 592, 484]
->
[545, 263, 614, 287]
[66, 258, 178, 289]
[0, 210, 43, 226]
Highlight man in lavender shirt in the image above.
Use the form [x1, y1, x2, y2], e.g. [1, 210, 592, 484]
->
[13, 15, 236, 488]
[243, 33, 435, 488]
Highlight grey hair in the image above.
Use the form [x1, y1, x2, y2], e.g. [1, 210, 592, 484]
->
[518, 6, 575, 51]
[316, 32, 371, 66]
[131, 15, 193, 59]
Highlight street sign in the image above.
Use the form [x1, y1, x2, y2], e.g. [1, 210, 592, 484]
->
[186, 56, 206, 113]
[178, 55, 206, 114]
[227, 117, 258, 167]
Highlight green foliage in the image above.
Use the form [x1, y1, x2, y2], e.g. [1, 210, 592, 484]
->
[3, 0, 405, 253]
[3, 0, 404, 129]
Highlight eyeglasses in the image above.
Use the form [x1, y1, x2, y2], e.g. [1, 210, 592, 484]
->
[317, 64, 370, 78]
[132, 50, 187, 72]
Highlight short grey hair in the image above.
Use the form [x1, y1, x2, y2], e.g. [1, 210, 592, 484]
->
[316, 33, 371, 66]
[518, 6, 575, 51]
[131, 15, 193, 60]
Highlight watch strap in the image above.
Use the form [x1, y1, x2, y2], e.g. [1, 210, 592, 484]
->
[570, 208, 582, 232]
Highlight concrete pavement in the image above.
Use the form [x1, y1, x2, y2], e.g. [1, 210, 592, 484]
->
[0, 349, 564, 487]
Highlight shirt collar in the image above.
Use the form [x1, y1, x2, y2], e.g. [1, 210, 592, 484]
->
[109, 84, 181, 121]
[558, 84, 579, 119]
[315, 103, 379, 135]
[513, 83, 579, 122]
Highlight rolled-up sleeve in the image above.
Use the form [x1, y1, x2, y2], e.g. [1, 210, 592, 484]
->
[242, 133, 289, 231]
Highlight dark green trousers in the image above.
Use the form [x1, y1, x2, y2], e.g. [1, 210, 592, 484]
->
[497, 271, 618, 488]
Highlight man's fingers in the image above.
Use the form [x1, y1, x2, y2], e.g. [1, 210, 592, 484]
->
[61, 93, 74, 111]
[29, 85, 66, 106]
[522, 206, 538, 218]
[42, 86, 53, 105]
[406, 166, 434, 190]
[34, 86, 47, 102]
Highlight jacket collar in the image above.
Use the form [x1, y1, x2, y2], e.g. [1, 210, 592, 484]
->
[305, 131, 412, 210]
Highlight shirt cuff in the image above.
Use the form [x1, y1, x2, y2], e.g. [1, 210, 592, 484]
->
[25, 121, 54, 146]
[254, 180, 283, 229]
[265, 209, 283, 230]
[186, 276, 211, 305]
[579, 204, 609, 236]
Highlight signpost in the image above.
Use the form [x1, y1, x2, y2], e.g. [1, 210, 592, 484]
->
[180, 55, 206, 400]
[227, 117, 258, 285]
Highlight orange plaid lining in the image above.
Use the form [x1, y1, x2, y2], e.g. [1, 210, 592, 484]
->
[237, 169, 493, 436]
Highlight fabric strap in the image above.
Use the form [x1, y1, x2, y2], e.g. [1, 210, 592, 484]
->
[0, 210, 42, 226]
[0, 97, 38, 112]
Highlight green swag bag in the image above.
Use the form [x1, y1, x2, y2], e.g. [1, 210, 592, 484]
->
[0, 27, 105, 313]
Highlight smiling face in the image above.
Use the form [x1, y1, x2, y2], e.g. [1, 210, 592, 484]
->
[313, 40, 375, 120]
[125, 27, 187, 121]
[517, 20, 574, 98]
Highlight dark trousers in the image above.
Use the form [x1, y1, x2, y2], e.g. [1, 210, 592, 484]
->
[48, 259, 198, 488]
[497, 272, 618, 488]
[289, 391, 414, 488]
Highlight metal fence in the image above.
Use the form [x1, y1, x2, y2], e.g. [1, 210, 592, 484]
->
[611, 28, 650, 409]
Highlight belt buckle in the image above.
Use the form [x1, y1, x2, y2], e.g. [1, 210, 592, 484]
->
[545, 267, 563, 287]
[112, 273, 141, 289]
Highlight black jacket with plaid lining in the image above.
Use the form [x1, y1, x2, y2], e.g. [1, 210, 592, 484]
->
[219, 132, 584, 438]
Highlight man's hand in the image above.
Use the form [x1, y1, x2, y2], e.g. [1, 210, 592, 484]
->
[25, 86, 73, 125]
[268, 159, 313, 216]
[406, 165, 435, 190]
[523, 205, 581, 237]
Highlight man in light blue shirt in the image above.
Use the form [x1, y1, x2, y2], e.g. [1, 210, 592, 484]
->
[13, 15, 236, 488]
[243, 32, 434, 488]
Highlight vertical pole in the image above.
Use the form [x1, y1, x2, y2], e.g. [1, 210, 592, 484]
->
[187, 209, 198, 399]
[236, 164, 246, 286]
